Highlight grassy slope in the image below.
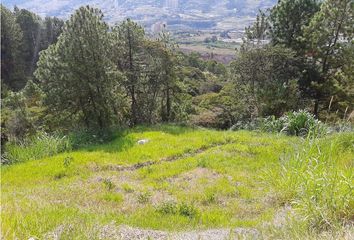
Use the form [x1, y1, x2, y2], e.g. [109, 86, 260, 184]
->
[1, 125, 352, 239]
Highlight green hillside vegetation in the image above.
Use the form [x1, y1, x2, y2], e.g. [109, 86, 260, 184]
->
[2, 125, 353, 239]
[1, 0, 353, 239]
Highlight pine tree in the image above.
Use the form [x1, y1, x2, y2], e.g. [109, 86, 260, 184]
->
[231, 46, 301, 118]
[14, 8, 42, 76]
[243, 10, 270, 46]
[111, 19, 145, 125]
[303, 0, 353, 117]
[270, 0, 321, 52]
[1, 5, 25, 91]
[35, 6, 124, 129]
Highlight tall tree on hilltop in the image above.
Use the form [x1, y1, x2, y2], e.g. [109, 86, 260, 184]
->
[1, 5, 25, 91]
[157, 29, 179, 122]
[230, 46, 301, 118]
[111, 19, 145, 126]
[270, 0, 321, 53]
[35, 6, 124, 129]
[14, 8, 42, 77]
[243, 10, 270, 47]
[41, 16, 64, 49]
[303, 0, 353, 117]
[111, 19, 179, 124]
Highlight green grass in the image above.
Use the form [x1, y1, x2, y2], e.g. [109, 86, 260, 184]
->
[4, 132, 72, 164]
[1, 125, 353, 239]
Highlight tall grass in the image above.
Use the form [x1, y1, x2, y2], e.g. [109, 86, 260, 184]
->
[267, 133, 354, 231]
[4, 132, 72, 164]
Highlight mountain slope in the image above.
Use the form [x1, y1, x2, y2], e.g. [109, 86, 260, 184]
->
[2, 0, 276, 30]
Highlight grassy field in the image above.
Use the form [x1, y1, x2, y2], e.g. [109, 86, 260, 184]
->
[1, 125, 353, 239]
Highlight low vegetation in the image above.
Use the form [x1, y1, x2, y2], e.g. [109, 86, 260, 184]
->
[1, 125, 353, 239]
[1, 0, 353, 239]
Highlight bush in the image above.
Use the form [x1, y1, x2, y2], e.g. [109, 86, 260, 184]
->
[68, 128, 116, 149]
[155, 201, 199, 218]
[156, 201, 178, 215]
[262, 110, 327, 136]
[137, 191, 152, 204]
[178, 202, 198, 218]
[4, 132, 72, 164]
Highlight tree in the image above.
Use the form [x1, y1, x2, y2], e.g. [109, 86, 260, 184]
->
[41, 16, 64, 46]
[111, 19, 145, 126]
[230, 46, 301, 118]
[243, 10, 270, 46]
[111, 19, 178, 124]
[1, 5, 25, 90]
[14, 8, 42, 76]
[303, 0, 354, 117]
[270, 0, 321, 52]
[35, 6, 124, 129]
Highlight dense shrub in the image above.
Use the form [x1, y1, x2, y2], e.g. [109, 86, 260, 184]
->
[231, 110, 327, 136]
[156, 201, 199, 218]
[262, 110, 327, 136]
[68, 128, 116, 149]
[3, 132, 72, 164]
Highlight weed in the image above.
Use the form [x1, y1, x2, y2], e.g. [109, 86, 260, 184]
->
[121, 183, 134, 193]
[178, 202, 198, 218]
[203, 190, 217, 205]
[138, 191, 152, 204]
[63, 156, 73, 168]
[103, 178, 115, 191]
[156, 201, 178, 215]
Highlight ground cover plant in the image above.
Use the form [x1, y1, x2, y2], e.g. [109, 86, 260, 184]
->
[1, 125, 353, 239]
[1, 0, 353, 239]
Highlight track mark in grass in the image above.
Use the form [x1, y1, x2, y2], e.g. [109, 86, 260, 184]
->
[99, 141, 238, 173]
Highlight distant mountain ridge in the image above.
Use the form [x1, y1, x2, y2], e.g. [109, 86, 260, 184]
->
[2, 0, 277, 30]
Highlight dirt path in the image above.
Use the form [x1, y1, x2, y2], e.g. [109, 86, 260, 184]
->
[99, 225, 261, 240]
[99, 141, 237, 172]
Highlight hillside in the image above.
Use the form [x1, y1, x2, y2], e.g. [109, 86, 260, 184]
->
[2, 0, 276, 31]
[2, 125, 353, 239]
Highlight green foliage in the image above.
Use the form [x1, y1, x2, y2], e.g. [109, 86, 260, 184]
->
[262, 110, 326, 136]
[1, 81, 45, 143]
[4, 132, 72, 164]
[2, 125, 351, 238]
[243, 10, 269, 46]
[138, 191, 152, 204]
[156, 201, 199, 218]
[35, 6, 125, 129]
[303, 0, 354, 117]
[267, 133, 354, 230]
[156, 201, 178, 215]
[67, 128, 116, 149]
[230, 45, 301, 118]
[270, 0, 321, 52]
[178, 202, 199, 218]
[102, 193, 123, 203]
[103, 178, 115, 191]
[121, 183, 134, 193]
[1, 5, 25, 90]
[14, 8, 41, 76]
[112, 19, 179, 125]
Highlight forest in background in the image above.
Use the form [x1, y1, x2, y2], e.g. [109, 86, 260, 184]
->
[1, 0, 353, 158]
